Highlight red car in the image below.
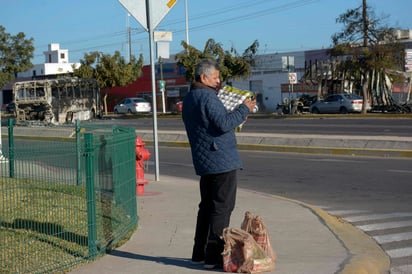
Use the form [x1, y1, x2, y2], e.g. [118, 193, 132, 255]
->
[173, 101, 183, 113]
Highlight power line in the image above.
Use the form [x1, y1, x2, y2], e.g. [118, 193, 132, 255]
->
[159, 0, 319, 31]
[33, 0, 320, 61]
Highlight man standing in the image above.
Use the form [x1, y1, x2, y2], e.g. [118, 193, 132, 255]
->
[182, 58, 256, 269]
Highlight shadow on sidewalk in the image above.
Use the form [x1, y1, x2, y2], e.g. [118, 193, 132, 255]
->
[108, 250, 221, 272]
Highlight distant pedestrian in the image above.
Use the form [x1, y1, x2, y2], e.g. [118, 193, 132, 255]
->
[182, 58, 256, 269]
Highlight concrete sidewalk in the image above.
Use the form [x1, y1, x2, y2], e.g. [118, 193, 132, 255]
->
[69, 174, 389, 274]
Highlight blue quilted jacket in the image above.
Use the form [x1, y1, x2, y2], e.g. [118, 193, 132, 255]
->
[182, 82, 250, 176]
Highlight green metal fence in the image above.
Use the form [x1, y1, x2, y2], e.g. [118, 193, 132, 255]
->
[0, 120, 138, 273]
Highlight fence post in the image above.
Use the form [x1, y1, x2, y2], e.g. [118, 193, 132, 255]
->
[8, 118, 14, 178]
[84, 133, 98, 258]
[76, 120, 82, 186]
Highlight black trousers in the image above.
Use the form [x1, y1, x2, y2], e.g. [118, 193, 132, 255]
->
[192, 169, 237, 259]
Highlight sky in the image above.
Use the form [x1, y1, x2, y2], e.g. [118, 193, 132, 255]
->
[2, 0, 412, 65]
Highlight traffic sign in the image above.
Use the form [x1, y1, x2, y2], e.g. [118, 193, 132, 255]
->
[288, 73, 297, 84]
[118, 0, 178, 31]
[118, 0, 178, 181]
[159, 80, 166, 92]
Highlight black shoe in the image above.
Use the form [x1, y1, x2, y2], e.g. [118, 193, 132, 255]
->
[191, 245, 205, 265]
[204, 240, 223, 269]
[204, 253, 223, 269]
[191, 259, 204, 265]
[204, 260, 223, 269]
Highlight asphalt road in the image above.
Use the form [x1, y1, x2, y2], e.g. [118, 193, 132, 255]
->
[148, 146, 412, 272]
[97, 115, 412, 137]
[149, 147, 412, 213]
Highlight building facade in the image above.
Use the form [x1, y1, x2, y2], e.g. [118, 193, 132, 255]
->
[18, 43, 80, 78]
[1, 43, 81, 107]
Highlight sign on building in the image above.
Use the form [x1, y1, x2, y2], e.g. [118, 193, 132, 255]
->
[405, 49, 412, 72]
[288, 73, 297, 84]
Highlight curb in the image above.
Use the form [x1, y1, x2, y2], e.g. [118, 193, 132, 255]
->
[4, 126, 412, 158]
[258, 192, 390, 274]
[310, 204, 390, 274]
[136, 130, 412, 158]
[142, 140, 412, 158]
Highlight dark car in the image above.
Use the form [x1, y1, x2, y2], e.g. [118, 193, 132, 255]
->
[172, 101, 183, 113]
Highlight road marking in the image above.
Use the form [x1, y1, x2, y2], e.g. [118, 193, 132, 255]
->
[373, 232, 412, 244]
[358, 220, 412, 231]
[387, 169, 412, 174]
[325, 208, 412, 273]
[343, 213, 412, 222]
[387, 247, 412, 258]
[305, 158, 366, 163]
[391, 264, 412, 274]
[327, 209, 369, 216]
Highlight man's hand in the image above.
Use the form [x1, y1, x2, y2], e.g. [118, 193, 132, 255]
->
[243, 97, 257, 113]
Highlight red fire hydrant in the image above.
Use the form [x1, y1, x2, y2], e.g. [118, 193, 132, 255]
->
[135, 136, 150, 195]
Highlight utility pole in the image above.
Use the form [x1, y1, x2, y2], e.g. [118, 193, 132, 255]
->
[185, 0, 189, 47]
[361, 0, 369, 113]
[127, 13, 132, 63]
[128, 27, 132, 62]
[362, 0, 368, 48]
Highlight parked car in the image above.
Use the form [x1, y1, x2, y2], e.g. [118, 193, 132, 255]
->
[309, 94, 368, 114]
[114, 97, 151, 114]
[171, 101, 183, 113]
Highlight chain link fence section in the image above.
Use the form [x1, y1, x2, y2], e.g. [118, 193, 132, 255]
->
[0, 120, 138, 273]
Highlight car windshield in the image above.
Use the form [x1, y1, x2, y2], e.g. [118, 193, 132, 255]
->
[343, 94, 362, 100]
[133, 98, 147, 103]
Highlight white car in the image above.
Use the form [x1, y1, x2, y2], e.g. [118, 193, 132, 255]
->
[309, 94, 368, 114]
[114, 97, 151, 114]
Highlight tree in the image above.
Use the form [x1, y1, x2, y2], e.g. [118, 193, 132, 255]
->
[329, 0, 404, 113]
[174, 39, 259, 83]
[0, 26, 34, 89]
[73, 51, 144, 115]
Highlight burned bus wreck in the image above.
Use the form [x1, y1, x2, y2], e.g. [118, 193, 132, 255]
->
[12, 77, 101, 124]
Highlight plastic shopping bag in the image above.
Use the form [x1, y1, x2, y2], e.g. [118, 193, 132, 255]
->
[222, 227, 275, 273]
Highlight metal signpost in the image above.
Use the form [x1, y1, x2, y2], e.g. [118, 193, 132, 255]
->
[118, 0, 178, 181]
[288, 72, 297, 113]
[282, 56, 295, 114]
[155, 31, 173, 114]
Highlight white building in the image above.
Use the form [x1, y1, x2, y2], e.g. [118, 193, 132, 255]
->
[18, 43, 80, 77]
[232, 30, 412, 113]
[232, 51, 307, 113]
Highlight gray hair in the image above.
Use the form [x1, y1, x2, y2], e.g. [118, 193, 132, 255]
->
[194, 58, 219, 82]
